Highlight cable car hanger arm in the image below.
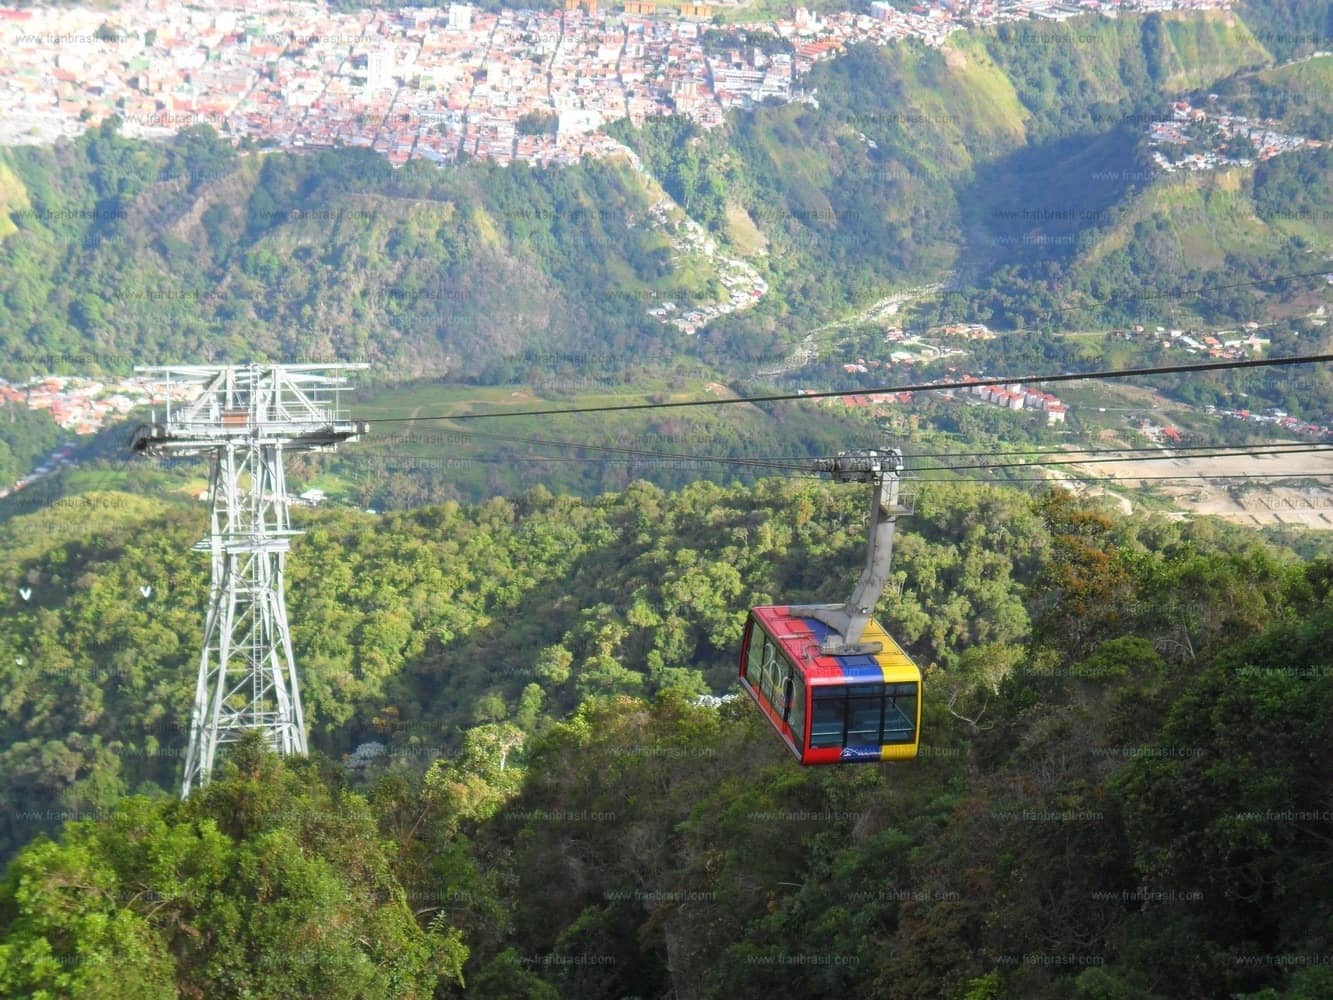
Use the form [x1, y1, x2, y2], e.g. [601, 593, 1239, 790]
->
[790, 448, 910, 656]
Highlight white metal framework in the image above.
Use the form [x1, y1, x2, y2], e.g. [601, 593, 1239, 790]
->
[130, 364, 367, 797]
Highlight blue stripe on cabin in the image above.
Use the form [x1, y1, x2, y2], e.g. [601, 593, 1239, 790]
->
[837, 654, 885, 681]
[804, 618, 833, 643]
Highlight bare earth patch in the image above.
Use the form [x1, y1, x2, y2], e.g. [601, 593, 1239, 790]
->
[1065, 448, 1333, 528]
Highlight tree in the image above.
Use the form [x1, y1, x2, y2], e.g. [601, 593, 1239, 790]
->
[0, 734, 466, 998]
[1030, 490, 1135, 660]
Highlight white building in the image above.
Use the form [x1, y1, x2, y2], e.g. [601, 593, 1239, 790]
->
[447, 4, 474, 31]
[366, 47, 394, 90]
[558, 107, 601, 136]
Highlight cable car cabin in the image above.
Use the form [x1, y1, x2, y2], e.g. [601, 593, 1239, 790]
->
[739, 605, 920, 765]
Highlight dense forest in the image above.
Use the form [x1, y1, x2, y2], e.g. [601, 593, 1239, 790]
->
[0, 478, 1330, 997]
[0, 405, 62, 493]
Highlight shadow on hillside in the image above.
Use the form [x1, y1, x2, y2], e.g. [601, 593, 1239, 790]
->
[956, 125, 1148, 272]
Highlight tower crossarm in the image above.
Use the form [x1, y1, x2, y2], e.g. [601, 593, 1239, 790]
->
[129, 363, 369, 456]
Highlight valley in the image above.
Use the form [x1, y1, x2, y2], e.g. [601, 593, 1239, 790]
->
[0, 2, 1329, 997]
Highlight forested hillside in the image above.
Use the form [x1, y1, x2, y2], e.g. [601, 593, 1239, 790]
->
[0, 404, 61, 491]
[0, 124, 707, 377]
[1, 9, 1323, 375]
[1238, 0, 1333, 60]
[1, 479, 1330, 997]
[618, 10, 1303, 355]
[1062, 143, 1332, 326]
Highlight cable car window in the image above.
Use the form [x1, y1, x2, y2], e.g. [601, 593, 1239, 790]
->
[847, 683, 882, 744]
[741, 626, 762, 682]
[883, 682, 917, 743]
[759, 636, 781, 706]
[745, 632, 762, 690]
[811, 688, 845, 748]
[787, 673, 805, 743]
[743, 627, 763, 686]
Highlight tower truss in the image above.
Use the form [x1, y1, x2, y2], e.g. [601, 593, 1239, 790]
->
[130, 364, 367, 796]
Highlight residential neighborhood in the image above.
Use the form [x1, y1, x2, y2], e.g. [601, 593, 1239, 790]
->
[1121, 322, 1274, 360]
[1147, 95, 1325, 173]
[832, 370, 1072, 425]
[0, 372, 199, 436]
[1206, 404, 1331, 439]
[0, 372, 203, 499]
[1, 0, 1237, 168]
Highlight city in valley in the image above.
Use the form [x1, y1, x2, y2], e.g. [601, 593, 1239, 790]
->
[3, 0, 1232, 168]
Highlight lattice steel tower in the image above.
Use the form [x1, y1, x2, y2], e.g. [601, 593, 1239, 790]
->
[130, 364, 367, 796]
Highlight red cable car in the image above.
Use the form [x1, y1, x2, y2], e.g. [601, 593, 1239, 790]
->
[740, 607, 920, 764]
[738, 449, 921, 764]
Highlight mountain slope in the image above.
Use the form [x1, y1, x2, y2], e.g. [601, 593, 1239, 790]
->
[0, 482, 1329, 998]
[615, 9, 1289, 358]
[0, 125, 723, 376]
[0, 10, 1297, 374]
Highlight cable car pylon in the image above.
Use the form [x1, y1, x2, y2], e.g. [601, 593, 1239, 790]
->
[129, 363, 367, 797]
[790, 448, 911, 655]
